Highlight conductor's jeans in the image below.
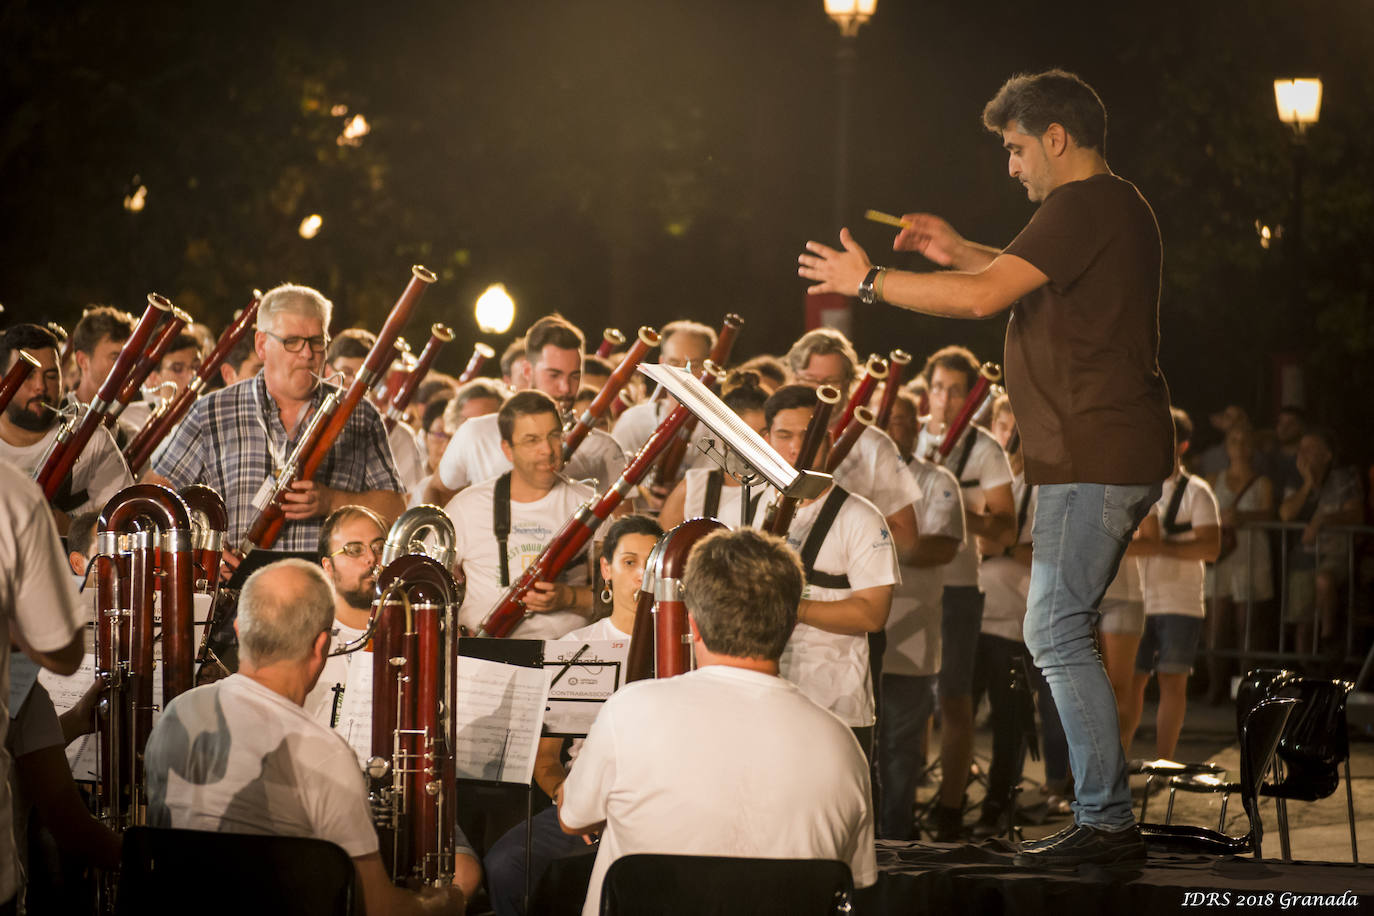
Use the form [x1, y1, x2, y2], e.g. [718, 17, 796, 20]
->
[1023, 481, 1160, 830]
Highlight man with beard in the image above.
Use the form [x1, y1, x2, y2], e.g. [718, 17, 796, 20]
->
[428, 315, 626, 502]
[304, 505, 386, 727]
[0, 324, 132, 527]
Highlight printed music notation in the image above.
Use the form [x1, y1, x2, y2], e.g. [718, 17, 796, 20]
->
[334, 652, 376, 766]
[452, 656, 549, 785]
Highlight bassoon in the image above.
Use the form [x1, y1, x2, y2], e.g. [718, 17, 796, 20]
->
[762, 385, 840, 537]
[479, 361, 722, 637]
[561, 325, 659, 463]
[649, 313, 743, 487]
[238, 266, 436, 552]
[383, 323, 453, 433]
[36, 295, 169, 500]
[0, 350, 40, 414]
[626, 517, 724, 681]
[124, 293, 261, 474]
[830, 353, 886, 443]
[874, 349, 911, 431]
[595, 328, 625, 359]
[825, 405, 874, 474]
[456, 342, 495, 384]
[105, 302, 189, 426]
[928, 363, 1003, 464]
[93, 484, 197, 833]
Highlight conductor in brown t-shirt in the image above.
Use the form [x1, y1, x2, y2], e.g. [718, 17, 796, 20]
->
[798, 68, 1172, 868]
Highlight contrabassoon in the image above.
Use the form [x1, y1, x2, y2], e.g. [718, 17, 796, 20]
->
[124, 293, 261, 474]
[479, 361, 722, 637]
[36, 295, 169, 500]
[383, 323, 453, 433]
[239, 266, 436, 551]
[561, 325, 659, 463]
[626, 517, 724, 681]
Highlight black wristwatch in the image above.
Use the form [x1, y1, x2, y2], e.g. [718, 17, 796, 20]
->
[857, 267, 882, 305]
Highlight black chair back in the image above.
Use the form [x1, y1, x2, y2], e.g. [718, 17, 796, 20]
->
[1238, 696, 1303, 854]
[1268, 678, 1354, 801]
[117, 826, 356, 916]
[600, 854, 854, 916]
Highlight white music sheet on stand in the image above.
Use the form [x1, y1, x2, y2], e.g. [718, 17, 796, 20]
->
[334, 650, 377, 766]
[543, 639, 629, 737]
[453, 656, 548, 785]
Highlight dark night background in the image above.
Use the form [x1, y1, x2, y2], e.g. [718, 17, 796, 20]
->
[2, 0, 1371, 460]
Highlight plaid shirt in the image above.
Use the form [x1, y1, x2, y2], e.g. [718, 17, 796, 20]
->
[151, 376, 402, 552]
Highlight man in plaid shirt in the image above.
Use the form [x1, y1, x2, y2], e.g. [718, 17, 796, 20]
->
[146, 283, 404, 571]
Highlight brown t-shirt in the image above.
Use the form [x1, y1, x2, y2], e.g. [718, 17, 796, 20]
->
[1001, 173, 1174, 486]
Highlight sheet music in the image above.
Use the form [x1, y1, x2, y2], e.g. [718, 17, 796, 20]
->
[543, 639, 628, 737]
[334, 651, 377, 766]
[453, 656, 548, 785]
[39, 650, 163, 781]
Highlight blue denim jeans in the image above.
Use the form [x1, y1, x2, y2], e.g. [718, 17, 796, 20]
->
[1023, 481, 1160, 829]
[876, 673, 937, 839]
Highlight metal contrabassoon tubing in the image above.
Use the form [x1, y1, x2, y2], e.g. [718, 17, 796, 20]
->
[124, 293, 262, 474]
[238, 266, 436, 553]
[479, 360, 724, 638]
[93, 484, 198, 833]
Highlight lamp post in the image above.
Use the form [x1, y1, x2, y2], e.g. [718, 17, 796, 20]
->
[475, 283, 516, 336]
[1272, 77, 1321, 413]
[808, 0, 877, 337]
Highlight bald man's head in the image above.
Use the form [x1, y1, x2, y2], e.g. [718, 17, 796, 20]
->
[237, 559, 335, 668]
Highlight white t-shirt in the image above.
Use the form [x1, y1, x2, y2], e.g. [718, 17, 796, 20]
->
[560, 665, 876, 916]
[1139, 473, 1221, 619]
[388, 421, 425, 491]
[753, 488, 899, 726]
[303, 619, 369, 728]
[832, 425, 923, 519]
[0, 461, 86, 900]
[885, 457, 965, 677]
[914, 424, 1013, 587]
[446, 475, 596, 638]
[144, 674, 378, 858]
[0, 424, 133, 518]
[437, 412, 627, 494]
[680, 467, 750, 528]
[979, 473, 1036, 642]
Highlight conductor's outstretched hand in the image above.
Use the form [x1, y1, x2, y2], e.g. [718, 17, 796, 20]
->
[798, 228, 872, 296]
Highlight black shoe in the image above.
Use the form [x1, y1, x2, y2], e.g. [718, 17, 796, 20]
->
[1014, 823, 1146, 867]
[931, 804, 965, 842]
[969, 802, 1009, 839]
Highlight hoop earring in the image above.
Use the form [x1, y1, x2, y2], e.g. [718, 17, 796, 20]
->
[600, 584, 613, 605]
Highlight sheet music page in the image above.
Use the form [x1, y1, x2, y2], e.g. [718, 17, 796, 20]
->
[39, 650, 163, 781]
[543, 639, 628, 737]
[334, 651, 376, 766]
[453, 656, 548, 785]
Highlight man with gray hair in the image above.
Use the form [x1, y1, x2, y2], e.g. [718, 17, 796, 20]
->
[147, 283, 405, 570]
[559, 528, 876, 916]
[144, 559, 464, 916]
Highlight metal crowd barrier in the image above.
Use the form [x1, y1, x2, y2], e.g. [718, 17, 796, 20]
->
[1208, 520, 1374, 690]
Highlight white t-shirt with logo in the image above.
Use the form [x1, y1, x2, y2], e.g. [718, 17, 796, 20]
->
[303, 620, 369, 729]
[1138, 473, 1221, 619]
[884, 457, 965, 677]
[752, 488, 899, 726]
[560, 665, 876, 916]
[979, 472, 1036, 642]
[914, 424, 1013, 588]
[446, 475, 596, 638]
[144, 673, 379, 858]
[832, 425, 923, 519]
[437, 412, 627, 494]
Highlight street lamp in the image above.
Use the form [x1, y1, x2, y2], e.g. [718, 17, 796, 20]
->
[475, 283, 515, 335]
[1273, 78, 1322, 138]
[810, 0, 878, 338]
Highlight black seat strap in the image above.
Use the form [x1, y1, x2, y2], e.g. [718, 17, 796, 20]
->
[799, 487, 851, 590]
[493, 471, 513, 587]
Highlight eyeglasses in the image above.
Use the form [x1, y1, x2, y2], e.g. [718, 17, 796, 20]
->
[328, 538, 386, 559]
[263, 330, 330, 354]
